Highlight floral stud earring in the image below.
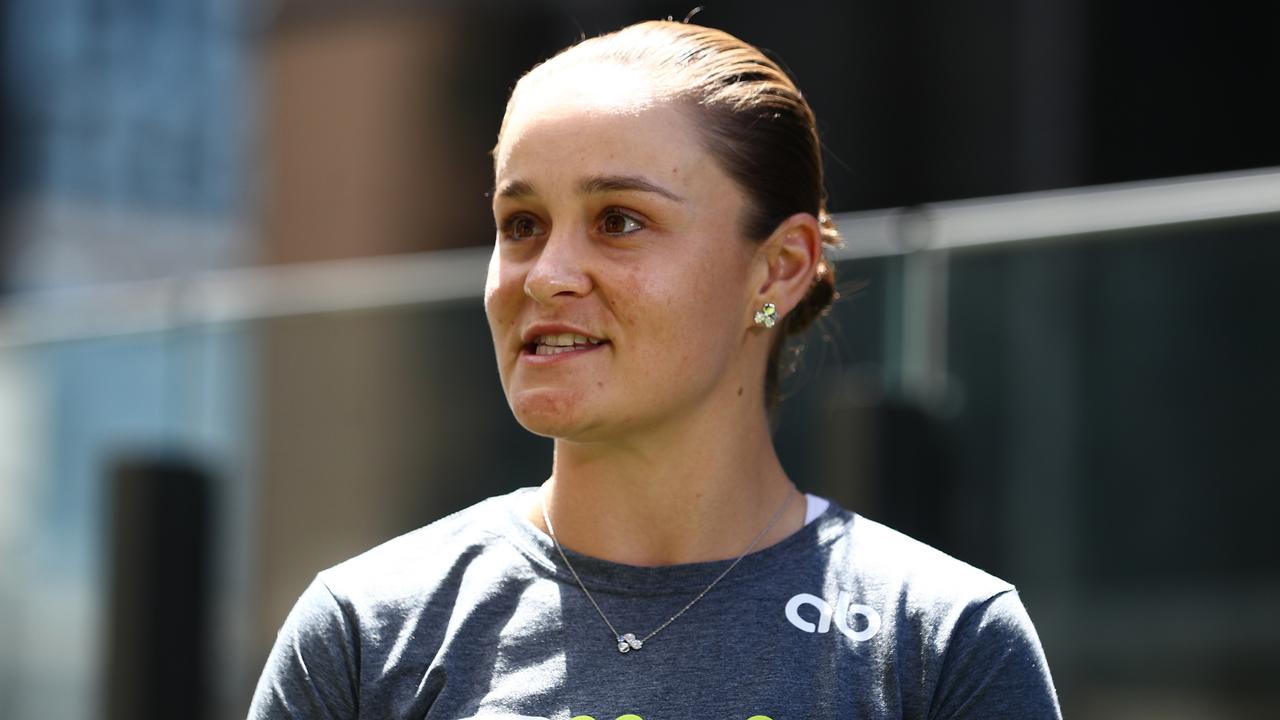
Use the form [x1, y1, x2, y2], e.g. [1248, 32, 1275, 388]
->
[753, 302, 778, 328]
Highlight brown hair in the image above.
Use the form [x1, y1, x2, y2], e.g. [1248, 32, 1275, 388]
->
[498, 20, 841, 410]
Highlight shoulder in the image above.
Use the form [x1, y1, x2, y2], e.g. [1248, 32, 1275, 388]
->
[817, 506, 1061, 717]
[317, 490, 535, 607]
[929, 589, 1062, 717]
[833, 509, 1014, 608]
[817, 506, 1023, 658]
[249, 491, 541, 717]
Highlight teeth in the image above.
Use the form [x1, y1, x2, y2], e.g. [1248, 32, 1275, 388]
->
[536, 344, 580, 355]
[534, 333, 604, 347]
[531, 332, 606, 354]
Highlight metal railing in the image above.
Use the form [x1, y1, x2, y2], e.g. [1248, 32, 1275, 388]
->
[2, 166, 1277, 350]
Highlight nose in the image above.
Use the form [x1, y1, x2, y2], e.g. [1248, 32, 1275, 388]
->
[523, 228, 592, 304]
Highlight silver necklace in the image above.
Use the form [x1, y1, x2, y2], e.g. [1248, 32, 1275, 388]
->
[540, 487, 797, 654]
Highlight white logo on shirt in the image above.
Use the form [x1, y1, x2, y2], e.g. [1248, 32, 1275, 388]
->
[785, 592, 882, 641]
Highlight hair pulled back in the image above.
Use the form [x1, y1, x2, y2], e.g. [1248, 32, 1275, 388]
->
[499, 20, 841, 410]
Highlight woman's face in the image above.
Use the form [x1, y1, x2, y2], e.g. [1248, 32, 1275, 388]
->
[485, 66, 764, 442]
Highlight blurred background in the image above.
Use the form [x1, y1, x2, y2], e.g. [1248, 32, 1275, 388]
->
[1, 1, 1277, 718]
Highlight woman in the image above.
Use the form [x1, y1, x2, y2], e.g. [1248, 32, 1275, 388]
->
[250, 20, 1061, 720]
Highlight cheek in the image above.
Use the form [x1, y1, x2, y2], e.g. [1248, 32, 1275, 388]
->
[484, 257, 523, 334]
[483, 289, 512, 333]
[614, 259, 740, 367]
[483, 259, 526, 390]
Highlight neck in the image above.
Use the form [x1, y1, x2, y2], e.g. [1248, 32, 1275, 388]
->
[528, 397, 802, 566]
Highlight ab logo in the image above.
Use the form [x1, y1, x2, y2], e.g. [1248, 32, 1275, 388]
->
[785, 592, 882, 641]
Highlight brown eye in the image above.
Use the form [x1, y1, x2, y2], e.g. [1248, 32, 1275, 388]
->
[600, 210, 642, 236]
[502, 214, 544, 240]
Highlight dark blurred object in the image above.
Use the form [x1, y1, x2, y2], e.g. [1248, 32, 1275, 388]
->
[105, 454, 213, 720]
[0, 1, 13, 294]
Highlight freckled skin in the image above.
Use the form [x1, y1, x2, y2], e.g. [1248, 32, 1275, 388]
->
[484, 66, 763, 443]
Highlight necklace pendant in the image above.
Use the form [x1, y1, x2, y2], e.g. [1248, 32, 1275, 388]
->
[617, 633, 643, 653]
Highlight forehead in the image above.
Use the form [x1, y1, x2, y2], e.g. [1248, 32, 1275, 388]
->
[514, 61, 667, 117]
[494, 64, 707, 185]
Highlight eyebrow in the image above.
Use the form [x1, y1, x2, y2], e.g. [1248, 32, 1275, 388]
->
[579, 174, 685, 203]
[493, 179, 534, 200]
[492, 174, 685, 203]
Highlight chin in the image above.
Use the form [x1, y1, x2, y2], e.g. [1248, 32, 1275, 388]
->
[510, 388, 597, 439]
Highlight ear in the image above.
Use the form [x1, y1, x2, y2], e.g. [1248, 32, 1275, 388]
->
[752, 212, 823, 321]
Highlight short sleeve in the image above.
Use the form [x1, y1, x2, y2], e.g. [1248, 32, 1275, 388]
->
[247, 576, 360, 720]
[928, 590, 1063, 720]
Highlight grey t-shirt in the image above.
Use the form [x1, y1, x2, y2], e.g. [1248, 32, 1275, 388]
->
[249, 488, 1061, 719]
